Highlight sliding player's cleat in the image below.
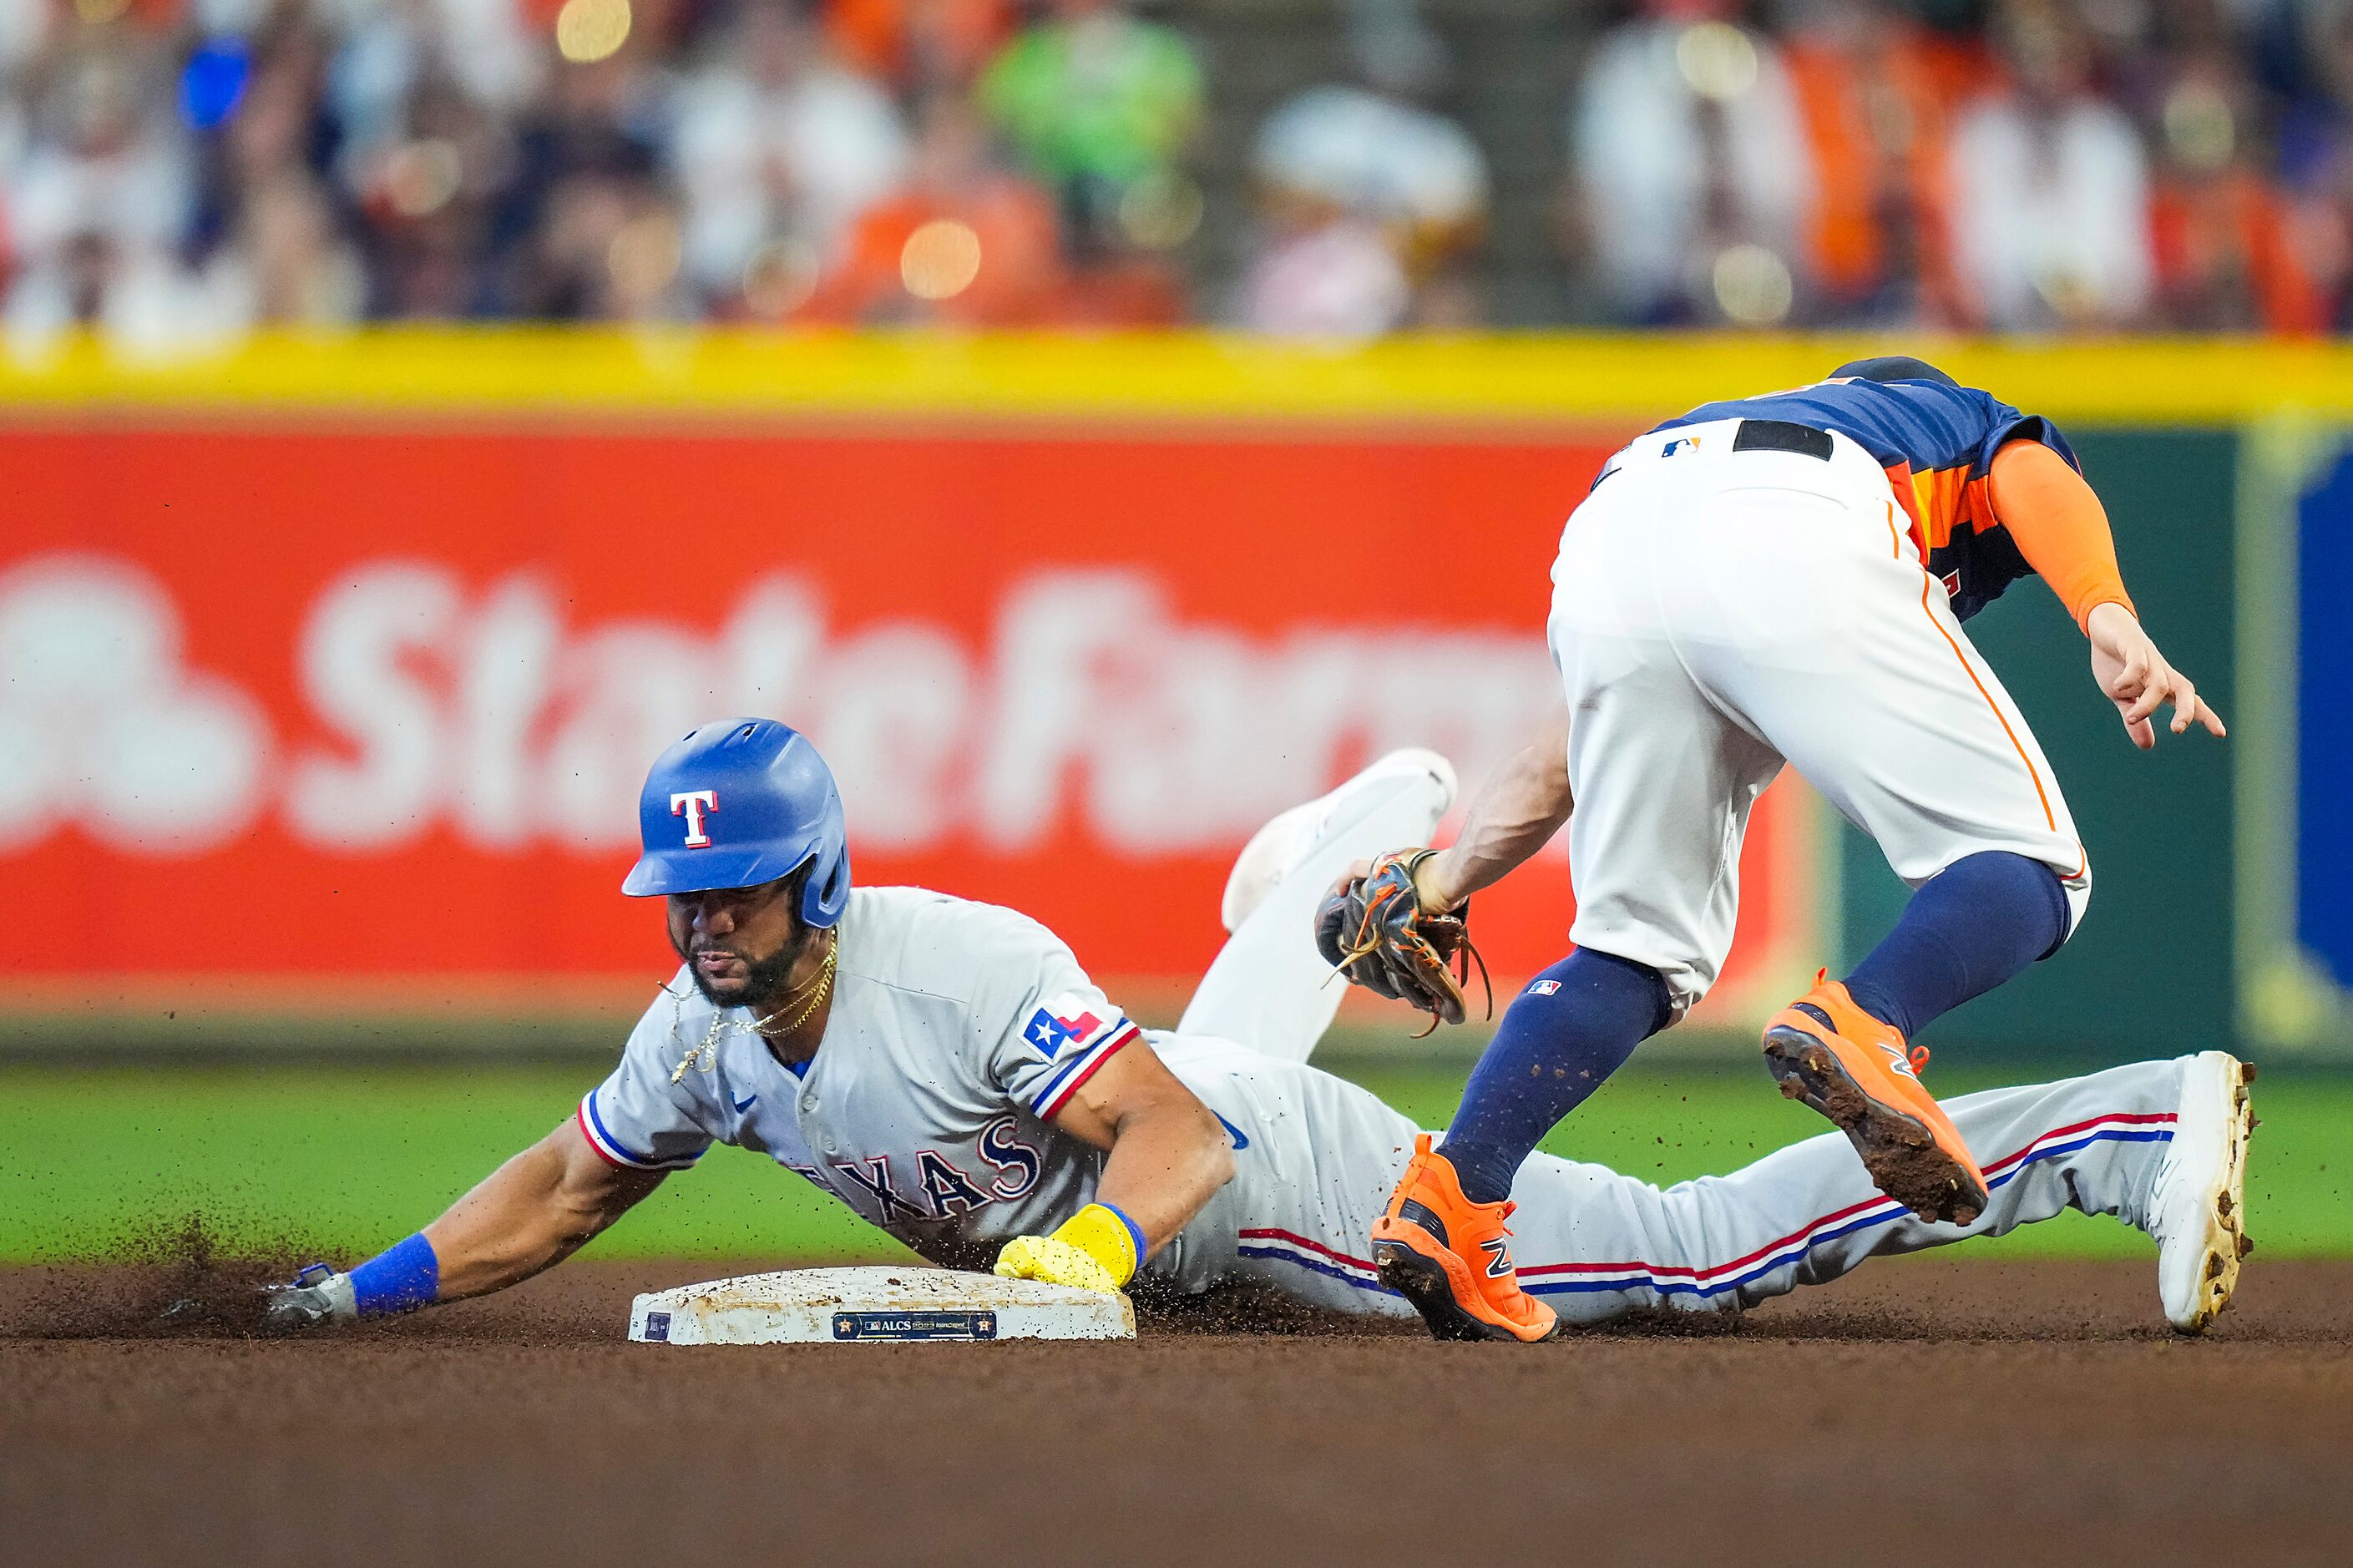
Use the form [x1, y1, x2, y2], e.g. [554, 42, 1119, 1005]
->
[1371, 1136, 1560, 1343]
[2152, 1051, 2255, 1334]
[1763, 973, 1989, 1226]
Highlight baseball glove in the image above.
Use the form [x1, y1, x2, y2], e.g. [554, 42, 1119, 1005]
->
[1314, 849, 1490, 1036]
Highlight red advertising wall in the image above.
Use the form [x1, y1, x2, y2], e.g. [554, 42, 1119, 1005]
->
[0, 414, 1808, 1020]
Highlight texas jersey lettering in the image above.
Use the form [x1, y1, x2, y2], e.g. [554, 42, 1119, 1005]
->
[579, 888, 1136, 1262]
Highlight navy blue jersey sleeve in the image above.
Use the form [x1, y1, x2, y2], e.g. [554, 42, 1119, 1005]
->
[1968, 396, 2079, 480]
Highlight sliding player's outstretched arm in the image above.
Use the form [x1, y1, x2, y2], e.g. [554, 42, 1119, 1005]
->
[994, 1042, 1235, 1294]
[263, 1119, 665, 1329]
[1050, 1040, 1234, 1250]
[423, 1119, 667, 1297]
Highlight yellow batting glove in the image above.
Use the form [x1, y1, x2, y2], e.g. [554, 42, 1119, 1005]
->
[992, 1202, 1144, 1294]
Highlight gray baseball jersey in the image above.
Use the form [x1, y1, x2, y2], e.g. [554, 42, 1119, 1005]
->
[580, 885, 1156, 1272]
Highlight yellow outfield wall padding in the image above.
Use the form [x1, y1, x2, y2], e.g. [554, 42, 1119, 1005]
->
[0, 330, 2348, 424]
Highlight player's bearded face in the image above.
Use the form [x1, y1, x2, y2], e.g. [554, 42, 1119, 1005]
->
[666, 878, 812, 1010]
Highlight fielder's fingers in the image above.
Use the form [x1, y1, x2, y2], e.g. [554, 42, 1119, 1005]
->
[2125, 658, 2172, 724]
[2199, 699, 2229, 737]
[1328, 858, 1374, 897]
[2124, 711, 2156, 750]
[2168, 675, 2199, 734]
[2113, 643, 2150, 701]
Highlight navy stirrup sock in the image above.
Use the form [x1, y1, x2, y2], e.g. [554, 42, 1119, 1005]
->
[1841, 851, 2070, 1040]
[1440, 948, 1672, 1205]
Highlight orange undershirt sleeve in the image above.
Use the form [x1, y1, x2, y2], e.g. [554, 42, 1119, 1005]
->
[1986, 438, 2137, 633]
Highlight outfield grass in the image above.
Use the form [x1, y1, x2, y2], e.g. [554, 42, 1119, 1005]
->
[2, 1059, 2344, 1263]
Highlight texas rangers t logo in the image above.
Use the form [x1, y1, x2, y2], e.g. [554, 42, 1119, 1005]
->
[670, 790, 718, 847]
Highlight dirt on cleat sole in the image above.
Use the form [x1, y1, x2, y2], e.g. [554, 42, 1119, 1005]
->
[1370, 1239, 1557, 1345]
[2177, 1058, 2258, 1335]
[1763, 1026, 1987, 1227]
[2182, 1240, 2238, 1333]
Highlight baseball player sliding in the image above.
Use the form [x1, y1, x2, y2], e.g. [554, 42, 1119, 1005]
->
[1323, 355, 2231, 1343]
[267, 718, 2251, 1339]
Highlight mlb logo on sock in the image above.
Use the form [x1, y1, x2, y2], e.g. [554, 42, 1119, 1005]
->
[1529, 979, 1562, 996]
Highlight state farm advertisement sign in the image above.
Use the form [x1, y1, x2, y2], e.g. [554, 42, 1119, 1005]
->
[0, 420, 1804, 1014]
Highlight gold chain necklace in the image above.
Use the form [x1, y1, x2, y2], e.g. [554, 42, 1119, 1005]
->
[670, 933, 837, 1084]
[759, 936, 837, 1042]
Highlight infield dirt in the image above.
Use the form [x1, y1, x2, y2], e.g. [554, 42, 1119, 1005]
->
[4, 1256, 2349, 1565]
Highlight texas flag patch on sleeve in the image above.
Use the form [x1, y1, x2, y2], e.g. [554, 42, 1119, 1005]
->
[1021, 994, 1139, 1118]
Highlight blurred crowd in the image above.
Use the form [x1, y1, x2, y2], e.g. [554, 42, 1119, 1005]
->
[3, 0, 2350, 346]
[1569, 0, 2353, 333]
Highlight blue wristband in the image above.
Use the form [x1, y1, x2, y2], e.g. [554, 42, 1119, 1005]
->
[1098, 1201, 1148, 1272]
[347, 1232, 440, 1318]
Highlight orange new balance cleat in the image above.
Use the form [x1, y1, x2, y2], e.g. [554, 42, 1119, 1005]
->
[1763, 973, 1989, 1225]
[1370, 1136, 1561, 1343]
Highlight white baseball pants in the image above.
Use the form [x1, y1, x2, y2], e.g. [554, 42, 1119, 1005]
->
[1551, 418, 2091, 1019]
[1176, 749, 1455, 1063]
[1166, 1039, 2185, 1324]
[1151, 751, 2169, 1325]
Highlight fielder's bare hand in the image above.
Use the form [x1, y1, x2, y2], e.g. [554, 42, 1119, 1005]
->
[2085, 602, 2226, 750]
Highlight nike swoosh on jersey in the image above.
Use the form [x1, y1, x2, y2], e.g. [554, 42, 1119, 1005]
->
[732, 1093, 758, 1112]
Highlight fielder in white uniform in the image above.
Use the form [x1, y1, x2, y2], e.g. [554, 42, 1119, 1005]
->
[1346, 358, 2234, 1343]
[266, 726, 2252, 1337]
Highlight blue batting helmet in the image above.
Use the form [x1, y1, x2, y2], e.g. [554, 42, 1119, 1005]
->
[621, 717, 852, 926]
